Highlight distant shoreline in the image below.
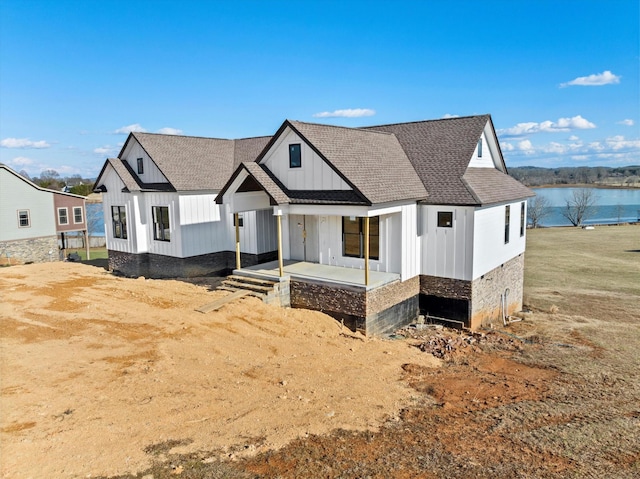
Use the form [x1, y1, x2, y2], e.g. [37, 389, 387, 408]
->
[532, 183, 640, 190]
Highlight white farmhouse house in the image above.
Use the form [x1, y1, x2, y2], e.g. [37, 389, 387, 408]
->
[94, 115, 533, 334]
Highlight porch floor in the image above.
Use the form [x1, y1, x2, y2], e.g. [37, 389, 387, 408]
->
[237, 260, 400, 289]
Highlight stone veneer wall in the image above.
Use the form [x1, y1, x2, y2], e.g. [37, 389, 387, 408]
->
[470, 253, 525, 329]
[290, 276, 419, 336]
[0, 236, 59, 265]
[108, 250, 278, 278]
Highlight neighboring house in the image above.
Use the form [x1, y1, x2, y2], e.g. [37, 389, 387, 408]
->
[94, 115, 533, 333]
[0, 164, 88, 265]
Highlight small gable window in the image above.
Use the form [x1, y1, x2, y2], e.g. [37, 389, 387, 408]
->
[289, 144, 301, 168]
[58, 207, 69, 225]
[437, 211, 453, 228]
[520, 202, 525, 237]
[73, 206, 83, 224]
[137, 158, 144, 174]
[477, 138, 483, 158]
[18, 209, 30, 228]
[505, 205, 511, 244]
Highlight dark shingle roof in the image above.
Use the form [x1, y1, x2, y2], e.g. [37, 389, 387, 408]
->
[286, 121, 428, 204]
[462, 168, 534, 205]
[127, 133, 270, 191]
[366, 115, 492, 205]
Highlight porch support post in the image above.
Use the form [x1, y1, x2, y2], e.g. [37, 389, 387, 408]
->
[85, 230, 90, 260]
[364, 216, 370, 286]
[235, 213, 241, 270]
[277, 214, 284, 277]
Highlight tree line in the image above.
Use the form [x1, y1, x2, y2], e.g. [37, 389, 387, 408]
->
[509, 166, 640, 187]
[19, 169, 95, 196]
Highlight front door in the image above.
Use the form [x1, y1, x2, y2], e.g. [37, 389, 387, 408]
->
[289, 215, 318, 262]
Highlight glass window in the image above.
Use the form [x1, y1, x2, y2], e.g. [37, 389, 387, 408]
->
[233, 213, 244, 227]
[58, 208, 68, 225]
[505, 205, 511, 244]
[437, 211, 453, 227]
[342, 216, 379, 260]
[73, 206, 83, 224]
[289, 144, 301, 168]
[18, 210, 30, 228]
[477, 138, 483, 158]
[520, 202, 525, 237]
[152, 206, 170, 242]
[137, 158, 144, 174]
[111, 206, 127, 239]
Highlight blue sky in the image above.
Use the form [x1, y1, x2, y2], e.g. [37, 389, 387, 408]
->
[1, 0, 638, 179]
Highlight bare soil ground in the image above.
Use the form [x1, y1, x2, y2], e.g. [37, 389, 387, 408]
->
[1, 225, 639, 478]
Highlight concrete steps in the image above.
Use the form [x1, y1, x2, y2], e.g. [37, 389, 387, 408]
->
[217, 273, 290, 307]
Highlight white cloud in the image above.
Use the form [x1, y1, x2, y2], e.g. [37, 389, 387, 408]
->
[568, 135, 580, 141]
[114, 123, 147, 134]
[606, 135, 640, 150]
[518, 140, 535, 154]
[560, 70, 621, 87]
[501, 142, 515, 151]
[7, 156, 34, 166]
[617, 119, 634, 126]
[312, 108, 376, 118]
[156, 127, 183, 135]
[499, 115, 596, 136]
[1, 137, 51, 149]
[93, 145, 120, 157]
[442, 113, 460, 119]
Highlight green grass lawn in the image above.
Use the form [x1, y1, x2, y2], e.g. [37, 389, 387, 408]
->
[67, 247, 108, 261]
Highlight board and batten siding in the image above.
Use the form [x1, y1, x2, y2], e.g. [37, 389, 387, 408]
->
[235, 209, 278, 255]
[400, 203, 420, 281]
[121, 140, 169, 185]
[420, 205, 475, 281]
[179, 193, 229, 256]
[472, 201, 527, 279]
[100, 166, 137, 254]
[261, 128, 351, 191]
[468, 121, 504, 170]
[0, 168, 56, 241]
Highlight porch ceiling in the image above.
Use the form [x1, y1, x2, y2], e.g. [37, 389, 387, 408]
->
[238, 260, 399, 290]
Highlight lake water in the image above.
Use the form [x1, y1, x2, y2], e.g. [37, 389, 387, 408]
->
[87, 203, 105, 236]
[531, 187, 640, 227]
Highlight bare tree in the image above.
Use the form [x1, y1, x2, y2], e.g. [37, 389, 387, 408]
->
[527, 196, 551, 228]
[562, 189, 598, 227]
[85, 204, 104, 246]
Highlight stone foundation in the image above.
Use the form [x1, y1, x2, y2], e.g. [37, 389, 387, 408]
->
[290, 276, 419, 336]
[108, 250, 278, 278]
[0, 236, 59, 265]
[470, 254, 524, 329]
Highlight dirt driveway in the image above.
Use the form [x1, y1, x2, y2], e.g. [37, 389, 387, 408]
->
[0, 262, 440, 478]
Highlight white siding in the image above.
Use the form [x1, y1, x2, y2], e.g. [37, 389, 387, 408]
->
[179, 193, 228, 256]
[145, 192, 181, 257]
[472, 201, 527, 279]
[0, 168, 56, 241]
[400, 203, 420, 280]
[121, 140, 169, 184]
[100, 167, 137, 253]
[468, 121, 505, 171]
[420, 205, 475, 281]
[234, 210, 277, 255]
[261, 128, 351, 191]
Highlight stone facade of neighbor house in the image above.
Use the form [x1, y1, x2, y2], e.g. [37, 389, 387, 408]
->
[95, 114, 534, 334]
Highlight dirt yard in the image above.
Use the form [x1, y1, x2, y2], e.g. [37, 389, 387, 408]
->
[1, 225, 639, 478]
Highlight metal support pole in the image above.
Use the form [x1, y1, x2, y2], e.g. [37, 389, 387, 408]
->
[235, 213, 241, 270]
[364, 216, 370, 286]
[85, 230, 90, 260]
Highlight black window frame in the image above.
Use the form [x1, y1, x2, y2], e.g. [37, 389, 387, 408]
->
[58, 207, 69, 225]
[520, 202, 525, 237]
[17, 209, 30, 228]
[137, 157, 144, 174]
[289, 143, 301, 168]
[152, 206, 171, 242]
[505, 205, 511, 244]
[437, 211, 453, 228]
[477, 138, 483, 158]
[233, 213, 244, 227]
[111, 205, 127, 239]
[342, 216, 379, 260]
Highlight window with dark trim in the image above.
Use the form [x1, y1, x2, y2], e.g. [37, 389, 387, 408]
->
[477, 138, 483, 158]
[18, 209, 30, 228]
[111, 206, 127, 239]
[58, 207, 69, 225]
[505, 205, 511, 244]
[233, 213, 244, 227]
[342, 216, 379, 260]
[437, 211, 453, 227]
[152, 206, 170, 242]
[520, 202, 525, 237]
[137, 157, 144, 174]
[289, 143, 301, 168]
[73, 206, 83, 224]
